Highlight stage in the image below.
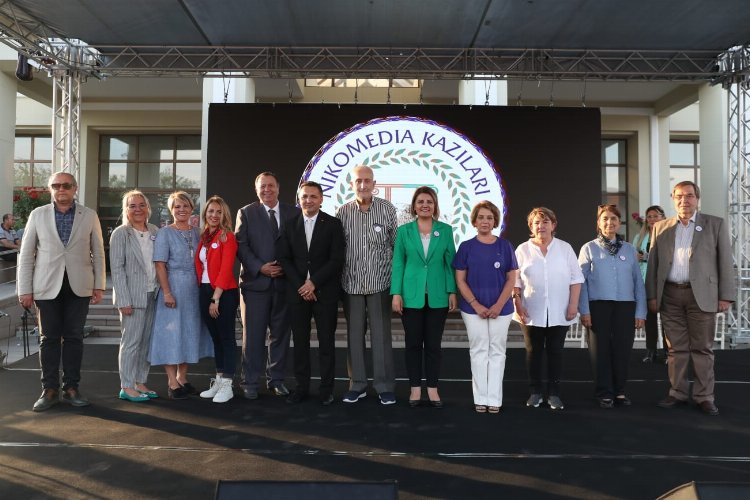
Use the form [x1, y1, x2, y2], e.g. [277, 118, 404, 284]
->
[1, 344, 749, 499]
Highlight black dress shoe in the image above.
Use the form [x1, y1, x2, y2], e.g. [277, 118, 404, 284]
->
[286, 391, 308, 404]
[428, 399, 444, 409]
[180, 382, 198, 396]
[269, 383, 290, 397]
[62, 388, 90, 407]
[168, 386, 189, 400]
[657, 395, 687, 409]
[641, 350, 656, 363]
[698, 400, 719, 416]
[242, 388, 259, 400]
[408, 399, 421, 408]
[320, 393, 334, 406]
[33, 389, 59, 412]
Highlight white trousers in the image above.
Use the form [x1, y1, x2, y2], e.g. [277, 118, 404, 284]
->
[461, 312, 512, 406]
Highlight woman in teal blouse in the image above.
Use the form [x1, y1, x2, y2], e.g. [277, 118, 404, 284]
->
[391, 186, 457, 408]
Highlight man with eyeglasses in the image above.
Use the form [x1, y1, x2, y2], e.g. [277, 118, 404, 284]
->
[17, 172, 106, 412]
[646, 181, 735, 416]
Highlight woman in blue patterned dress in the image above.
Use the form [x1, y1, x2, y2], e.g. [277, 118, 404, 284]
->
[149, 191, 213, 399]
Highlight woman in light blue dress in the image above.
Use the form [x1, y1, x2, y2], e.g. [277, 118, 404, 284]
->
[150, 191, 213, 399]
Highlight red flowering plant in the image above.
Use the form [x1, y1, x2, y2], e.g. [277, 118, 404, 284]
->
[12, 187, 50, 228]
[631, 212, 645, 227]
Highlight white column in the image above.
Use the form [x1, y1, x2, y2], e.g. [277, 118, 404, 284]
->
[0, 71, 17, 218]
[648, 115, 671, 212]
[200, 77, 255, 198]
[698, 84, 729, 219]
[458, 80, 507, 105]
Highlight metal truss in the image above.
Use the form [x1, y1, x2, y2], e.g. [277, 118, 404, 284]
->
[51, 68, 82, 178]
[0, 1, 724, 81]
[55, 46, 725, 81]
[0, 0, 102, 74]
[723, 46, 750, 344]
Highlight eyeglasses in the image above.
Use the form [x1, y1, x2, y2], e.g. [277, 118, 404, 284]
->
[50, 182, 75, 190]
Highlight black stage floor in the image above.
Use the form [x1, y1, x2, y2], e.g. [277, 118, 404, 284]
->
[1, 345, 749, 499]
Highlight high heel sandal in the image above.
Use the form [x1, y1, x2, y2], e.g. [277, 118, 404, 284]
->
[475, 404, 487, 413]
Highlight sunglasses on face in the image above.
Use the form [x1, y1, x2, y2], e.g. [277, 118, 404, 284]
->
[50, 183, 75, 190]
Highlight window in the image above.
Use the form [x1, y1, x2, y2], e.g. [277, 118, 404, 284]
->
[305, 78, 419, 88]
[601, 139, 628, 237]
[13, 135, 52, 188]
[98, 135, 201, 241]
[669, 140, 699, 190]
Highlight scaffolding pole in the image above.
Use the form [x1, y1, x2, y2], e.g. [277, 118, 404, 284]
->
[721, 45, 750, 344]
[50, 48, 83, 178]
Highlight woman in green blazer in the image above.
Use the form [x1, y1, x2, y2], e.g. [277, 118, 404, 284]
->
[391, 186, 457, 408]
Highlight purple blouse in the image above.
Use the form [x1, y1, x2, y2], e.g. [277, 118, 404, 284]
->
[452, 236, 518, 315]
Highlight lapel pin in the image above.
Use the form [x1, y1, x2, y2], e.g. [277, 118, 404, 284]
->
[695, 225, 703, 232]
[211, 242, 219, 249]
[433, 231, 440, 237]
[619, 255, 626, 261]
[494, 261, 501, 269]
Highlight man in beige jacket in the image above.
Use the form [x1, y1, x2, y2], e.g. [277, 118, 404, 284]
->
[17, 172, 105, 412]
[646, 180, 735, 416]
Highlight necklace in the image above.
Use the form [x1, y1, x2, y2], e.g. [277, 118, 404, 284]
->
[177, 227, 194, 257]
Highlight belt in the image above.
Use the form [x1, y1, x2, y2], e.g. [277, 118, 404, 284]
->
[666, 282, 691, 289]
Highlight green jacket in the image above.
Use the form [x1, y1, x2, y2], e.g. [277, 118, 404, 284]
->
[390, 219, 457, 308]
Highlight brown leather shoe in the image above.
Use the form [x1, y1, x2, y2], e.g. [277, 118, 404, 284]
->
[32, 389, 59, 412]
[657, 395, 687, 409]
[698, 400, 719, 416]
[62, 387, 90, 407]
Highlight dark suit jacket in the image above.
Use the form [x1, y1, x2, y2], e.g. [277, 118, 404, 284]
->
[235, 201, 300, 292]
[277, 210, 345, 304]
[646, 212, 735, 312]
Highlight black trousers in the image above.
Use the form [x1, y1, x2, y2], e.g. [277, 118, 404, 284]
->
[289, 298, 338, 396]
[35, 273, 91, 391]
[199, 285, 239, 376]
[587, 300, 636, 399]
[521, 324, 568, 396]
[401, 303, 449, 387]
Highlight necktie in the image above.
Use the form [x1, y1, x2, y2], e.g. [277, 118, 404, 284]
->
[269, 209, 279, 237]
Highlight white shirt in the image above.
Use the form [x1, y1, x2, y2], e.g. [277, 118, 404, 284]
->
[667, 213, 696, 284]
[134, 227, 156, 292]
[262, 202, 281, 229]
[303, 212, 319, 279]
[199, 246, 210, 283]
[514, 238, 584, 327]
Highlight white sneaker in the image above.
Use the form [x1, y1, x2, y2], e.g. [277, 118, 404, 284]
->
[200, 378, 220, 398]
[213, 377, 234, 403]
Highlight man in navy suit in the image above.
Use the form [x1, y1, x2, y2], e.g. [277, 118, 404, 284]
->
[277, 181, 345, 405]
[235, 172, 300, 400]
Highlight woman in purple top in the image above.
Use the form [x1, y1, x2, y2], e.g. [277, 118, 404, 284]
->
[453, 201, 518, 413]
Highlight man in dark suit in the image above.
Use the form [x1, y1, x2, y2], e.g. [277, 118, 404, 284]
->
[646, 180, 735, 416]
[277, 181, 345, 405]
[236, 172, 300, 400]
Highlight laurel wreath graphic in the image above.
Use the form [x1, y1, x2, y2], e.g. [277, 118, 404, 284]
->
[334, 148, 473, 246]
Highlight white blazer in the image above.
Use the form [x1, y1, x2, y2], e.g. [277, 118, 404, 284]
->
[17, 203, 106, 300]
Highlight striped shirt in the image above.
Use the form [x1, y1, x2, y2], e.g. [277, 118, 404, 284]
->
[54, 202, 76, 246]
[336, 197, 397, 294]
[667, 214, 696, 284]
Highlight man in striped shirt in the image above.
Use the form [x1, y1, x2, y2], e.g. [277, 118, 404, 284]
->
[336, 165, 398, 405]
[647, 181, 735, 416]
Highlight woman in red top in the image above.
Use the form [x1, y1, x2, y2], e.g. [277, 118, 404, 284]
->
[194, 195, 239, 403]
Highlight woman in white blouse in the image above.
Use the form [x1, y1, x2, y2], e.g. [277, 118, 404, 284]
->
[513, 207, 584, 410]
